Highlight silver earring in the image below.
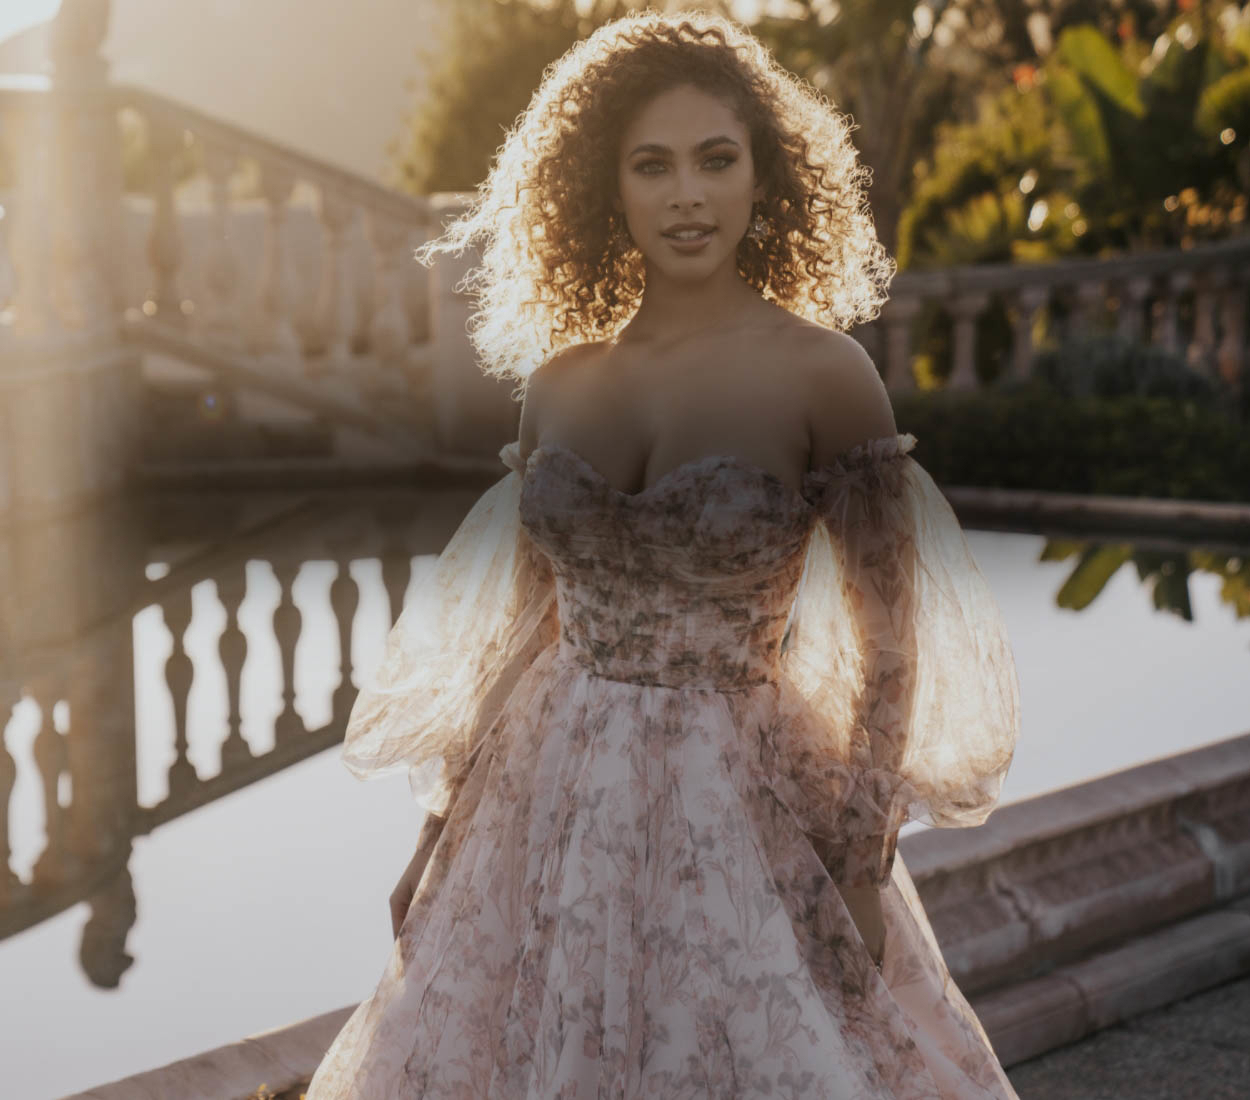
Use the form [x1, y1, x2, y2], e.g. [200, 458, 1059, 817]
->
[746, 210, 769, 241]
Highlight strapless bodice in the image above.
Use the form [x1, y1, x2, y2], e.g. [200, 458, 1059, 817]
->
[514, 441, 819, 691]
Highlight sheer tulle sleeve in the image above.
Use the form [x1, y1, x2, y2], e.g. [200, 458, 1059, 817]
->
[340, 440, 558, 817]
[774, 432, 1021, 887]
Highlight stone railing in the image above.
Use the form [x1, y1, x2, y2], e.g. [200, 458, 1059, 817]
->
[870, 237, 1250, 394]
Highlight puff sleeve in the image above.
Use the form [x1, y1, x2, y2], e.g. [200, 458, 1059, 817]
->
[774, 433, 1021, 887]
[340, 441, 559, 817]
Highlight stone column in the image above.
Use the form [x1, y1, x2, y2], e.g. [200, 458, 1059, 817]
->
[0, 0, 139, 525]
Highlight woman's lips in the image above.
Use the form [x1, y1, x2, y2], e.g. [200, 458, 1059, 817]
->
[662, 228, 715, 253]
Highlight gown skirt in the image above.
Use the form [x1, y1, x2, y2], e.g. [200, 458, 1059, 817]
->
[304, 434, 1023, 1099]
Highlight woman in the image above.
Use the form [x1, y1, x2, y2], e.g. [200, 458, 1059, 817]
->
[307, 10, 1021, 1098]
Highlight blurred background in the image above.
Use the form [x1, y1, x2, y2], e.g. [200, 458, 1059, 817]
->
[0, 3, 1248, 1098]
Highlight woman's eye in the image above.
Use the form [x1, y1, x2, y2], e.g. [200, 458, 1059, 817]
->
[705, 155, 734, 169]
[635, 161, 665, 174]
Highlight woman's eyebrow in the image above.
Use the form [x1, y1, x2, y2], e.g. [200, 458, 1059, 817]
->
[627, 135, 741, 157]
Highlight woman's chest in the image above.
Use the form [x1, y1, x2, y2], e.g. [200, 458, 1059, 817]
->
[535, 348, 812, 498]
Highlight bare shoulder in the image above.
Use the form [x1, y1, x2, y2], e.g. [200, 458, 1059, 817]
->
[792, 327, 899, 468]
[517, 341, 608, 458]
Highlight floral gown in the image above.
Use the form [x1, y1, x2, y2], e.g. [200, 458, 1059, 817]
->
[305, 432, 1022, 1099]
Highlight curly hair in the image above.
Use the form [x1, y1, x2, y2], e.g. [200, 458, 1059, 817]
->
[415, 7, 895, 391]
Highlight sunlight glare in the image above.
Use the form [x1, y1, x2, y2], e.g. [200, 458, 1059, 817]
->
[0, 2, 61, 46]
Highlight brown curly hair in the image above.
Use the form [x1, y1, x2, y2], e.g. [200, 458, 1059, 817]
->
[415, 8, 895, 391]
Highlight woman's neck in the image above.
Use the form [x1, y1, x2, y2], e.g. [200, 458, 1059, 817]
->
[621, 264, 765, 346]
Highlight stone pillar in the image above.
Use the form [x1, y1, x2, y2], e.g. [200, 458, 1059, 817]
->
[879, 295, 923, 392]
[0, 0, 140, 525]
[948, 291, 990, 391]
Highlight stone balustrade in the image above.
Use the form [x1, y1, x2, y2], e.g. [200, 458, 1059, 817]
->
[870, 237, 1250, 395]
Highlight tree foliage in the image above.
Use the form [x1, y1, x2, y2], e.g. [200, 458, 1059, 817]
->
[898, 3, 1250, 268]
[387, 0, 650, 194]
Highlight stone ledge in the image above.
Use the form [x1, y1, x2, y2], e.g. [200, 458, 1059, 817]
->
[899, 730, 1250, 995]
[58, 1005, 353, 1100]
[971, 900, 1250, 1067]
[943, 484, 1250, 541]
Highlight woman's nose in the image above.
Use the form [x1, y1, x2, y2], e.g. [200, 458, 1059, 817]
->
[667, 165, 707, 209]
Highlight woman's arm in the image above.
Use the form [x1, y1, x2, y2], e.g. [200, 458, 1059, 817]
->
[389, 810, 449, 938]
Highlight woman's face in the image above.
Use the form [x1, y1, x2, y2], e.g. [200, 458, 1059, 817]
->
[615, 83, 764, 282]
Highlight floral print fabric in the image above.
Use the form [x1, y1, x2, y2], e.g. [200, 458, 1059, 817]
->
[308, 433, 1021, 1098]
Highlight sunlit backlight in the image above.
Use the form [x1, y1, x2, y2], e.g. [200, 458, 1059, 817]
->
[1027, 200, 1049, 232]
[0, 2, 61, 46]
[1220, 128, 1237, 145]
[913, 4, 934, 40]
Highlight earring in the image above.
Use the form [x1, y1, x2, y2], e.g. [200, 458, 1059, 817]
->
[746, 208, 769, 241]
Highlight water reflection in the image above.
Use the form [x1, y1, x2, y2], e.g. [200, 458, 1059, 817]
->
[0, 484, 483, 988]
[1, 485, 1247, 993]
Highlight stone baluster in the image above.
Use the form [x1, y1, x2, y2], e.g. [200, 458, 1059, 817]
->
[160, 585, 197, 799]
[216, 565, 252, 769]
[1069, 278, 1108, 339]
[364, 211, 414, 373]
[1114, 275, 1153, 345]
[30, 689, 69, 889]
[1009, 284, 1049, 381]
[948, 291, 990, 390]
[250, 161, 300, 366]
[271, 559, 304, 745]
[144, 117, 186, 327]
[329, 556, 360, 724]
[198, 143, 242, 348]
[381, 551, 410, 629]
[1216, 273, 1247, 396]
[0, 688, 20, 903]
[311, 189, 358, 373]
[1151, 270, 1191, 356]
[879, 295, 922, 392]
[1188, 268, 1223, 378]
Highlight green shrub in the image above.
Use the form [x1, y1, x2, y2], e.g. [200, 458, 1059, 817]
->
[1023, 332, 1222, 405]
[894, 382, 1250, 502]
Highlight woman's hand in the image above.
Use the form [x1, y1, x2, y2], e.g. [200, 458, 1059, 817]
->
[837, 883, 886, 969]
[389, 814, 446, 939]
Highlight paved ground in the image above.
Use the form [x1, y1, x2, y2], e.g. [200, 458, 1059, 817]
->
[1005, 972, 1250, 1099]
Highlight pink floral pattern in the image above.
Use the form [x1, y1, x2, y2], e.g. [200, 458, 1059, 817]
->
[307, 433, 1021, 1098]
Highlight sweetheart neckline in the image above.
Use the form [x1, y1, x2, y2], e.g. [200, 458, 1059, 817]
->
[527, 440, 815, 508]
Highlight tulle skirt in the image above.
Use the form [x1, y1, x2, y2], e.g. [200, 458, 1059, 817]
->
[305, 646, 1018, 1099]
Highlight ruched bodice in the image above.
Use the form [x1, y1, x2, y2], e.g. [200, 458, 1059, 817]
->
[519, 442, 813, 691]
